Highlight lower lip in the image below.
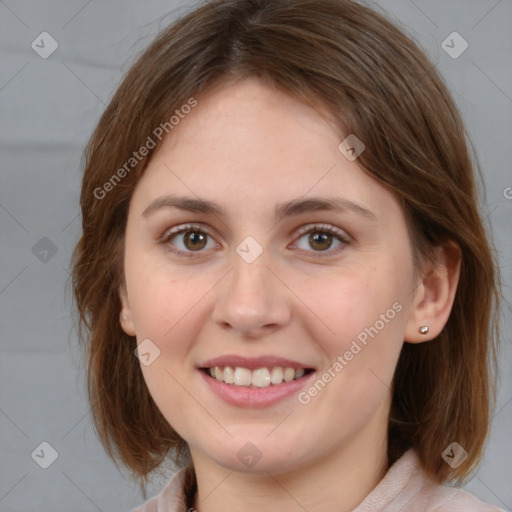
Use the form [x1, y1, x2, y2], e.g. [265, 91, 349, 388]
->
[200, 370, 316, 408]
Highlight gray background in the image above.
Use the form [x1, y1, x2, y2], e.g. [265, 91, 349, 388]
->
[1, 0, 511, 511]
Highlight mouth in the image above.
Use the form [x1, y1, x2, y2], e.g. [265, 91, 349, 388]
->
[200, 365, 315, 388]
[198, 355, 316, 407]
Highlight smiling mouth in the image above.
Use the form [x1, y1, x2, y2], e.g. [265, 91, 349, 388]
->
[201, 366, 315, 388]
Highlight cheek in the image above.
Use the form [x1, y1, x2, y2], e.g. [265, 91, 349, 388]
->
[124, 240, 211, 340]
[294, 264, 408, 353]
[129, 269, 214, 436]
[292, 263, 410, 415]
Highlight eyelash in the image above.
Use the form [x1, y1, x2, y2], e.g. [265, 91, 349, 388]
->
[292, 224, 351, 257]
[159, 223, 351, 258]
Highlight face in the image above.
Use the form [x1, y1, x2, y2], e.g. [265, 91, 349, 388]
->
[120, 77, 421, 475]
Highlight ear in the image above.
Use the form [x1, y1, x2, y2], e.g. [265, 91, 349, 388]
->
[119, 284, 136, 336]
[404, 241, 461, 343]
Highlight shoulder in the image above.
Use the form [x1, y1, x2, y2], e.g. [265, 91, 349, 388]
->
[131, 495, 158, 512]
[425, 484, 506, 511]
[131, 468, 188, 512]
[354, 449, 506, 512]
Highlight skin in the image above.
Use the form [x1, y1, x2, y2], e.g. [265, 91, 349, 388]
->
[119, 77, 460, 512]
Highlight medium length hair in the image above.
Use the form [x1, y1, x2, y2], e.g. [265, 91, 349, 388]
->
[71, 0, 500, 491]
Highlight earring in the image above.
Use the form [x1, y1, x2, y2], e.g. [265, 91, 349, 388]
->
[418, 326, 429, 335]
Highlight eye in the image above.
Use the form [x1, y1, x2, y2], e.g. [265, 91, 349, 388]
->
[291, 224, 350, 255]
[160, 224, 218, 256]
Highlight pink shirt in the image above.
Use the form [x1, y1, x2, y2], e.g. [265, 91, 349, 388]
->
[133, 449, 506, 511]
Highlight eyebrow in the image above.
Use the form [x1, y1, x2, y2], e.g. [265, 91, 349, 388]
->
[141, 194, 377, 222]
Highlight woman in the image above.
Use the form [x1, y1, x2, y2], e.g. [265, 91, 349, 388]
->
[71, 0, 503, 510]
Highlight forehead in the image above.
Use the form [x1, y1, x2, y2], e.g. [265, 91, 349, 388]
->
[129, 77, 400, 224]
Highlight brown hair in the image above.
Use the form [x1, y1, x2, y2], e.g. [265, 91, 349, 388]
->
[71, 0, 500, 493]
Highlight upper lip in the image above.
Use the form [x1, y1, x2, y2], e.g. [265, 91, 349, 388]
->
[200, 355, 315, 370]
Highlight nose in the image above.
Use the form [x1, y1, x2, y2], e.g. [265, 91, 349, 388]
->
[212, 256, 292, 338]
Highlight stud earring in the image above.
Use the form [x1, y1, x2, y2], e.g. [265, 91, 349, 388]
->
[418, 325, 429, 335]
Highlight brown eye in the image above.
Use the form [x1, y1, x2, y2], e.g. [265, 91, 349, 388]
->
[293, 224, 348, 256]
[161, 225, 217, 255]
[308, 232, 333, 251]
[183, 231, 207, 251]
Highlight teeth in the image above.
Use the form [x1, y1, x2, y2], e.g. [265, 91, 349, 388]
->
[252, 368, 271, 387]
[270, 367, 283, 384]
[283, 367, 295, 382]
[234, 367, 252, 386]
[208, 366, 308, 387]
[223, 366, 235, 384]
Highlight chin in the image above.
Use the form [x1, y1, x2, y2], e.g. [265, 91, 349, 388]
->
[200, 433, 313, 475]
